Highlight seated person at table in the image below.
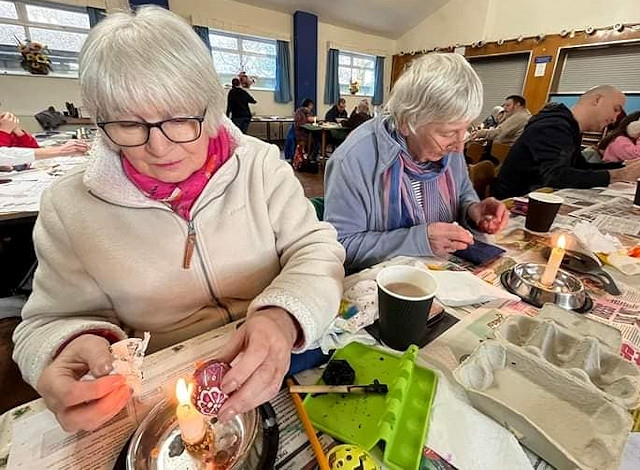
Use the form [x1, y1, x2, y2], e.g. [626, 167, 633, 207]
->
[492, 86, 640, 199]
[0, 111, 88, 166]
[342, 99, 372, 130]
[294, 98, 316, 147]
[472, 95, 531, 144]
[482, 105, 505, 129]
[324, 53, 509, 273]
[324, 98, 348, 122]
[12, 7, 345, 433]
[600, 111, 640, 163]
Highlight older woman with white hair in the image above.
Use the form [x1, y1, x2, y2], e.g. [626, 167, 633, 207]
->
[324, 53, 508, 272]
[13, 6, 344, 432]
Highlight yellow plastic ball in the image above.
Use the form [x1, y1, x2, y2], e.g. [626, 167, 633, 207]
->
[327, 444, 380, 470]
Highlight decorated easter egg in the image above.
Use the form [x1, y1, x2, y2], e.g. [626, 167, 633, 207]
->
[192, 361, 231, 416]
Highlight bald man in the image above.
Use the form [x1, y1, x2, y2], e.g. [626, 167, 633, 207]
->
[492, 85, 640, 199]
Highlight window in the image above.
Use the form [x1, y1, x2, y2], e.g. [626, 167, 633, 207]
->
[0, 0, 89, 76]
[209, 30, 277, 91]
[338, 51, 375, 96]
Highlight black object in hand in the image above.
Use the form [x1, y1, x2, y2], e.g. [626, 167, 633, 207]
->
[454, 239, 506, 265]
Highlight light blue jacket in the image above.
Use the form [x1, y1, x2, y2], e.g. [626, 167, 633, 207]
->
[324, 115, 479, 272]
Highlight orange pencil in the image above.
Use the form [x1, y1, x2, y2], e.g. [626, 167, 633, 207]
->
[285, 378, 330, 470]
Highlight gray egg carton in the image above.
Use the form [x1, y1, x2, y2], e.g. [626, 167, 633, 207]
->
[453, 304, 638, 470]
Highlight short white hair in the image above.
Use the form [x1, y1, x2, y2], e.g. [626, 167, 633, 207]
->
[386, 53, 483, 134]
[79, 6, 224, 136]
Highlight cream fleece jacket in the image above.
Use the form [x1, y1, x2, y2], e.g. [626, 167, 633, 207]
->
[13, 126, 345, 386]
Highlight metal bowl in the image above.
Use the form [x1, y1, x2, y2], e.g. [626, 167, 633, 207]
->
[127, 400, 260, 470]
[502, 262, 588, 311]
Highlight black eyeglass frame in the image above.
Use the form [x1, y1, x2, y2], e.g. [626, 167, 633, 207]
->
[96, 114, 206, 147]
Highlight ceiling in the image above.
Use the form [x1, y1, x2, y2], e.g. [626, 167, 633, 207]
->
[229, 0, 451, 39]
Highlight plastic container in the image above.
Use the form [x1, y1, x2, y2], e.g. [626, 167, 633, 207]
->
[304, 342, 438, 470]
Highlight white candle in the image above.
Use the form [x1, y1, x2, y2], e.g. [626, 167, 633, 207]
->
[175, 378, 207, 445]
[541, 234, 566, 286]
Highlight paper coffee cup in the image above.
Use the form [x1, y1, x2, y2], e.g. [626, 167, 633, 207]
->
[525, 192, 563, 233]
[376, 266, 438, 351]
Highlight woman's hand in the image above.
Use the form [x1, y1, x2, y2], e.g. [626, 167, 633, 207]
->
[36, 140, 91, 160]
[427, 222, 474, 257]
[468, 198, 509, 234]
[36, 334, 131, 433]
[0, 112, 19, 134]
[217, 308, 299, 422]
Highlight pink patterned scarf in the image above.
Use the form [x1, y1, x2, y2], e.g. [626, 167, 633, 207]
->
[122, 128, 232, 220]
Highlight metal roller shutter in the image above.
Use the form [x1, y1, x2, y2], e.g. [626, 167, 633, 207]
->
[469, 53, 530, 123]
[556, 44, 640, 93]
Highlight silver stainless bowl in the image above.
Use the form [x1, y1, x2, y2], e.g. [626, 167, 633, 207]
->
[503, 263, 588, 311]
[127, 400, 259, 470]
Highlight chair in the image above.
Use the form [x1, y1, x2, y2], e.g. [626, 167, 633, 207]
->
[465, 141, 485, 164]
[468, 160, 496, 199]
[490, 142, 511, 165]
[309, 197, 324, 221]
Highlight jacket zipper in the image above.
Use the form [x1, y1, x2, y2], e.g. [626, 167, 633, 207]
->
[183, 220, 196, 269]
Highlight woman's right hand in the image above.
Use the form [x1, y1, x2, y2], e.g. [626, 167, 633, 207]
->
[427, 222, 474, 257]
[36, 334, 131, 433]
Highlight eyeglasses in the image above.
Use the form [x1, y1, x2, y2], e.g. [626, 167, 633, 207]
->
[97, 113, 206, 147]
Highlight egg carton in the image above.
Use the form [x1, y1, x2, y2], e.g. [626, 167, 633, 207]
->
[453, 304, 638, 470]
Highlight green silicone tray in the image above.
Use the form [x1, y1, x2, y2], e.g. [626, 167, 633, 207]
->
[304, 342, 438, 470]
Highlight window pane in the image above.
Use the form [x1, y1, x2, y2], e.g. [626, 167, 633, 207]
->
[242, 39, 275, 56]
[338, 54, 351, 66]
[26, 5, 89, 29]
[0, 23, 25, 45]
[212, 50, 241, 74]
[29, 27, 87, 52]
[243, 54, 275, 78]
[210, 33, 237, 50]
[338, 66, 353, 84]
[0, 1, 17, 19]
[353, 56, 374, 68]
[364, 69, 375, 86]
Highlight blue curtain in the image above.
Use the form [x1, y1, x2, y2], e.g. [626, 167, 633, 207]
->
[193, 25, 211, 52]
[275, 40, 292, 103]
[86, 7, 106, 27]
[372, 56, 385, 106]
[324, 48, 340, 105]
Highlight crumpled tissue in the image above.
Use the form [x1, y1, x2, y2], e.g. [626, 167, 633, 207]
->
[573, 221, 622, 254]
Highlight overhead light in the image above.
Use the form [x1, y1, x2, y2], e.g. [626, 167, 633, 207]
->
[476, 40, 485, 47]
[536, 33, 545, 41]
[614, 23, 624, 32]
[516, 35, 524, 42]
[560, 29, 569, 37]
[569, 30, 576, 38]
[497, 39, 505, 46]
[585, 26, 595, 35]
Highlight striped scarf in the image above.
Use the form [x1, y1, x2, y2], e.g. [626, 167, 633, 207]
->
[382, 128, 458, 230]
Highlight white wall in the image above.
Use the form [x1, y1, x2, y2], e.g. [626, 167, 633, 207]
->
[397, 0, 491, 52]
[398, 0, 640, 52]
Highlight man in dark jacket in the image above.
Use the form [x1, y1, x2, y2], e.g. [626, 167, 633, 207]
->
[324, 98, 348, 123]
[226, 78, 256, 133]
[492, 85, 640, 199]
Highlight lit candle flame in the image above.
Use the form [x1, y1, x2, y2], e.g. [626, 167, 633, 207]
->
[558, 234, 566, 250]
[176, 378, 193, 406]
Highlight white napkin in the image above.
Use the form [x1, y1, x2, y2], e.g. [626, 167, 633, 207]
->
[429, 270, 518, 307]
[573, 221, 622, 254]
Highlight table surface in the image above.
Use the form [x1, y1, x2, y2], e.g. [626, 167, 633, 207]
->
[1, 186, 639, 469]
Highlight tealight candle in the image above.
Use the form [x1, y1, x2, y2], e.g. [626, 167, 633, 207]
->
[176, 378, 207, 445]
[541, 234, 566, 286]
